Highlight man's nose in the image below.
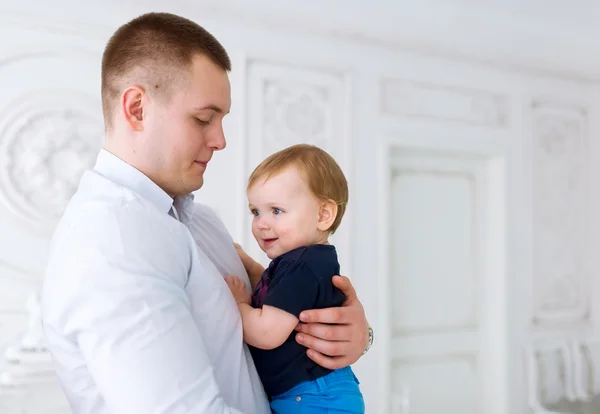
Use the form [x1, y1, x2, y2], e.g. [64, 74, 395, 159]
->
[208, 124, 226, 151]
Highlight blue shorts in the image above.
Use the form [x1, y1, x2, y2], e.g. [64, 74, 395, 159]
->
[269, 366, 365, 413]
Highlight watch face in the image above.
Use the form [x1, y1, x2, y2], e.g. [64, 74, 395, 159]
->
[363, 327, 373, 354]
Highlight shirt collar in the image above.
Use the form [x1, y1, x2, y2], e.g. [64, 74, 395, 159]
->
[92, 148, 194, 217]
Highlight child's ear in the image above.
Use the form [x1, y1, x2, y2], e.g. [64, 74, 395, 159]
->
[317, 200, 338, 232]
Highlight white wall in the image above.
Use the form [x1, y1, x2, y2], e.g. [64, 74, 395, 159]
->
[0, 1, 599, 413]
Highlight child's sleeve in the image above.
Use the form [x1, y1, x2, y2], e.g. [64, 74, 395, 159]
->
[261, 261, 320, 318]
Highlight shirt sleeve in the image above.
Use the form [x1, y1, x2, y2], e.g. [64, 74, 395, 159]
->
[261, 260, 320, 318]
[46, 209, 247, 414]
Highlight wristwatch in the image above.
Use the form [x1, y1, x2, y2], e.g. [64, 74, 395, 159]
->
[363, 325, 373, 354]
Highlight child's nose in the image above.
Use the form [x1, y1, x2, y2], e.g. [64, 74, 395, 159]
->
[257, 218, 270, 230]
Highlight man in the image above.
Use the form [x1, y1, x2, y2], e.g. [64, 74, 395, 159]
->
[42, 12, 372, 414]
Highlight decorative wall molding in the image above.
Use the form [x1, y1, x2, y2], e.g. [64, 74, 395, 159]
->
[0, 90, 103, 233]
[381, 79, 509, 128]
[262, 79, 331, 155]
[246, 61, 347, 159]
[531, 101, 590, 327]
[243, 60, 349, 182]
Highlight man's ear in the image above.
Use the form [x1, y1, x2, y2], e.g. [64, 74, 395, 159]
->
[317, 199, 338, 232]
[121, 85, 146, 131]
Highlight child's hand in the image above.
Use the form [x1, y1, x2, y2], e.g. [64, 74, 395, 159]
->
[234, 242, 253, 267]
[233, 242, 245, 255]
[225, 275, 251, 305]
[233, 242, 265, 287]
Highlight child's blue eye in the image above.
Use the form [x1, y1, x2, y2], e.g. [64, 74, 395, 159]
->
[251, 209, 259, 216]
[273, 208, 282, 215]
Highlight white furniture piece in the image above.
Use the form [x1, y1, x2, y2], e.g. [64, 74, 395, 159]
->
[525, 339, 577, 414]
[0, 292, 69, 414]
[571, 338, 600, 402]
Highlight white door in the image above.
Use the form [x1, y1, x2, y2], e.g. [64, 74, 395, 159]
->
[381, 148, 507, 414]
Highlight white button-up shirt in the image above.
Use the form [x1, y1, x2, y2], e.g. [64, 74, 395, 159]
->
[41, 149, 270, 414]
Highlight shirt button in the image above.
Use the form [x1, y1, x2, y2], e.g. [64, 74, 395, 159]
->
[296, 396, 301, 402]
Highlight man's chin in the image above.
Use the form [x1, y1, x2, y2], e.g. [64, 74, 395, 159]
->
[179, 177, 204, 195]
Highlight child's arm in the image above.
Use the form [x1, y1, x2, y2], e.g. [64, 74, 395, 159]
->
[237, 304, 298, 350]
[225, 275, 296, 349]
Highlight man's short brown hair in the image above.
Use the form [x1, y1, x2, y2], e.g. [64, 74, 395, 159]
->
[248, 144, 349, 234]
[101, 12, 231, 129]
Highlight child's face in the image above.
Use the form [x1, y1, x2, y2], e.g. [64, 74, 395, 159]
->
[248, 167, 327, 259]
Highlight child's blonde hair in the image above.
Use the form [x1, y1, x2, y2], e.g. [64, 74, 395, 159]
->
[248, 144, 348, 234]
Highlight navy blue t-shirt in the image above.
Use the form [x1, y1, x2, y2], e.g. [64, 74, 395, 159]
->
[249, 244, 346, 397]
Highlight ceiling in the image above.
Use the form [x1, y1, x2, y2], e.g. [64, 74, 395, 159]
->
[457, 0, 600, 29]
[2, 0, 600, 79]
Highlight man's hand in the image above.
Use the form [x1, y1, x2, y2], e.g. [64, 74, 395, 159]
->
[294, 275, 369, 370]
[225, 275, 251, 305]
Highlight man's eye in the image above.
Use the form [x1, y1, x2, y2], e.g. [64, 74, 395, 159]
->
[196, 118, 210, 125]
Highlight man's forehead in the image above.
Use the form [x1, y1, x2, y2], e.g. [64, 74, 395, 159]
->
[189, 89, 231, 112]
[184, 56, 231, 109]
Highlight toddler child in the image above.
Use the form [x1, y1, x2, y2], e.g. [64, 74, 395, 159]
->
[226, 144, 365, 413]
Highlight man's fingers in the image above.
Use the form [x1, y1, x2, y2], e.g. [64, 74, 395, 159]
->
[295, 322, 353, 342]
[299, 306, 359, 324]
[305, 350, 352, 371]
[295, 332, 351, 357]
[331, 275, 358, 304]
